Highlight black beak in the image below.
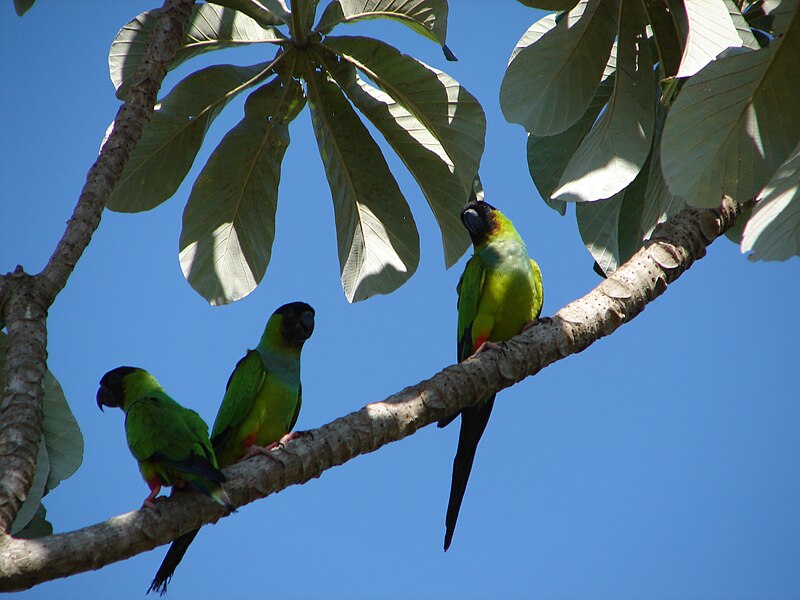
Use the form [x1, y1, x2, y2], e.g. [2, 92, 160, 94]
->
[299, 310, 315, 339]
[96, 385, 108, 412]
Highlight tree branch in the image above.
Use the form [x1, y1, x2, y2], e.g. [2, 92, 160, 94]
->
[0, 0, 195, 535]
[0, 197, 746, 591]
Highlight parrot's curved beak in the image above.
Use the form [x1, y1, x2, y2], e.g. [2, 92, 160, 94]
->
[96, 385, 108, 412]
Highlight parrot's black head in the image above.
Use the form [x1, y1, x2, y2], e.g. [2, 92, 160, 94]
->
[97, 366, 141, 411]
[461, 201, 498, 246]
[275, 302, 315, 345]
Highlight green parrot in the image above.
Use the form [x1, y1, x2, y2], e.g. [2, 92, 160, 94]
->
[97, 366, 233, 513]
[438, 200, 543, 551]
[149, 301, 315, 594]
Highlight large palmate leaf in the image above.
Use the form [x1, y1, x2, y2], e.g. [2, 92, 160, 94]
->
[742, 143, 800, 261]
[521, 14, 615, 214]
[662, 8, 800, 208]
[317, 0, 448, 46]
[110, 3, 285, 100]
[676, 0, 744, 77]
[553, 1, 654, 203]
[14, 504, 53, 540]
[107, 61, 273, 213]
[316, 50, 469, 266]
[179, 68, 305, 306]
[500, 0, 620, 137]
[323, 36, 485, 193]
[306, 64, 420, 302]
[211, 0, 291, 25]
[576, 152, 650, 275]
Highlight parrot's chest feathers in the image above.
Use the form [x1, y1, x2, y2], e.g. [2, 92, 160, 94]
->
[257, 347, 301, 385]
[481, 237, 530, 274]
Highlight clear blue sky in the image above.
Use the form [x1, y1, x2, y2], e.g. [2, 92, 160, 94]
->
[2, 2, 799, 599]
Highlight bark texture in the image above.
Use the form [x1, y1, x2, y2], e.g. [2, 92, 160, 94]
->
[0, 197, 745, 591]
[0, 0, 195, 536]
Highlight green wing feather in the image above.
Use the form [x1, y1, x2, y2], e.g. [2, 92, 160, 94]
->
[288, 383, 302, 432]
[211, 350, 266, 446]
[126, 394, 220, 480]
[456, 256, 487, 363]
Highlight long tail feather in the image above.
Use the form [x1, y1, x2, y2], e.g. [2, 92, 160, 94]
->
[444, 395, 495, 551]
[148, 529, 200, 595]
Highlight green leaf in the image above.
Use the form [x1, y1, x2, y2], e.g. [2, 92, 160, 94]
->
[41, 369, 83, 492]
[110, 4, 285, 100]
[10, 442, 49, 536]
[305, 62, 420, 302]
[662, 10, 800, 208]
[742, 143, 800, 261]
[15, 504, 53, 540]
[724, 0, 761, 49]
[323, 36, 485, 194]
[676, 0, 744, 77]
[13, 0, 34, 16]
[107, 61, 273, 213]
[745, 0, 797, 37]
[314, 46, 469, 267]
[525, 40, 616, 213]
[500, 0, 620, 136]
[553, 1, 654, 202]
[641, 101, 685, 239]
[641, 0, 685, 76]
[316, 0, 449, 46]
[576, 152, 649, 275]
[211, 0, 290, 25]
[515, 0, 579, 9]
[179, 70, 306, 306]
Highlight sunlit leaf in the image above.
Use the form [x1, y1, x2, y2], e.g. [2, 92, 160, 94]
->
[314, 46, 469, 267]
[576, 152, 649, 275]
[306, 63, 419, 302]
[212, 0, 290, 25]
[724, 0, 761, 49]
[662, 12, 800, 208]
[526, 34, 616, 213]
[316, 0, 448, 46]
[500, 0, 619, 136]
[676, 0, 744, 77]
[110, 4, 285, 99]
[742, 143, 800, 261]
[553, 1, 654, 202]
[179, 70, 305, 305]
[323, 36, 485, 194]
[107, 61, 273, 213]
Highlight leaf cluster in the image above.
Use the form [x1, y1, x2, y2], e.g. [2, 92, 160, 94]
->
[107, 0, 485, 305]
[503, 0, 800, 271]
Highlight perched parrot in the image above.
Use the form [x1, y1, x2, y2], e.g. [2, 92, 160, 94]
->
[149, 301, 315, 594]
[97, 366, 233, 513]
[438, 200, 543, 551]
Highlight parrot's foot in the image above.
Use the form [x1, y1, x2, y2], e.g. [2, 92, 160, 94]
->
[244, 444, 283, 463]
[475, 340, 504, 354]
[142, 497, 165, 514]
[277, 430, 306, 448]
[521, 316, 552, 332]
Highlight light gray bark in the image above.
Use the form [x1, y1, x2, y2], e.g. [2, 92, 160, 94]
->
[0, 197, 746, 591]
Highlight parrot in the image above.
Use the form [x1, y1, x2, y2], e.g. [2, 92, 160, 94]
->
[96, 366, 233, 513]
[438, 200, 543, 551]
[149, 301, 315, 594]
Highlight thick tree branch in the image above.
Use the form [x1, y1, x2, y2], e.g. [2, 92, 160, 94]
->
[0, 0, 195, 535]
[0, 197, 745, 591]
